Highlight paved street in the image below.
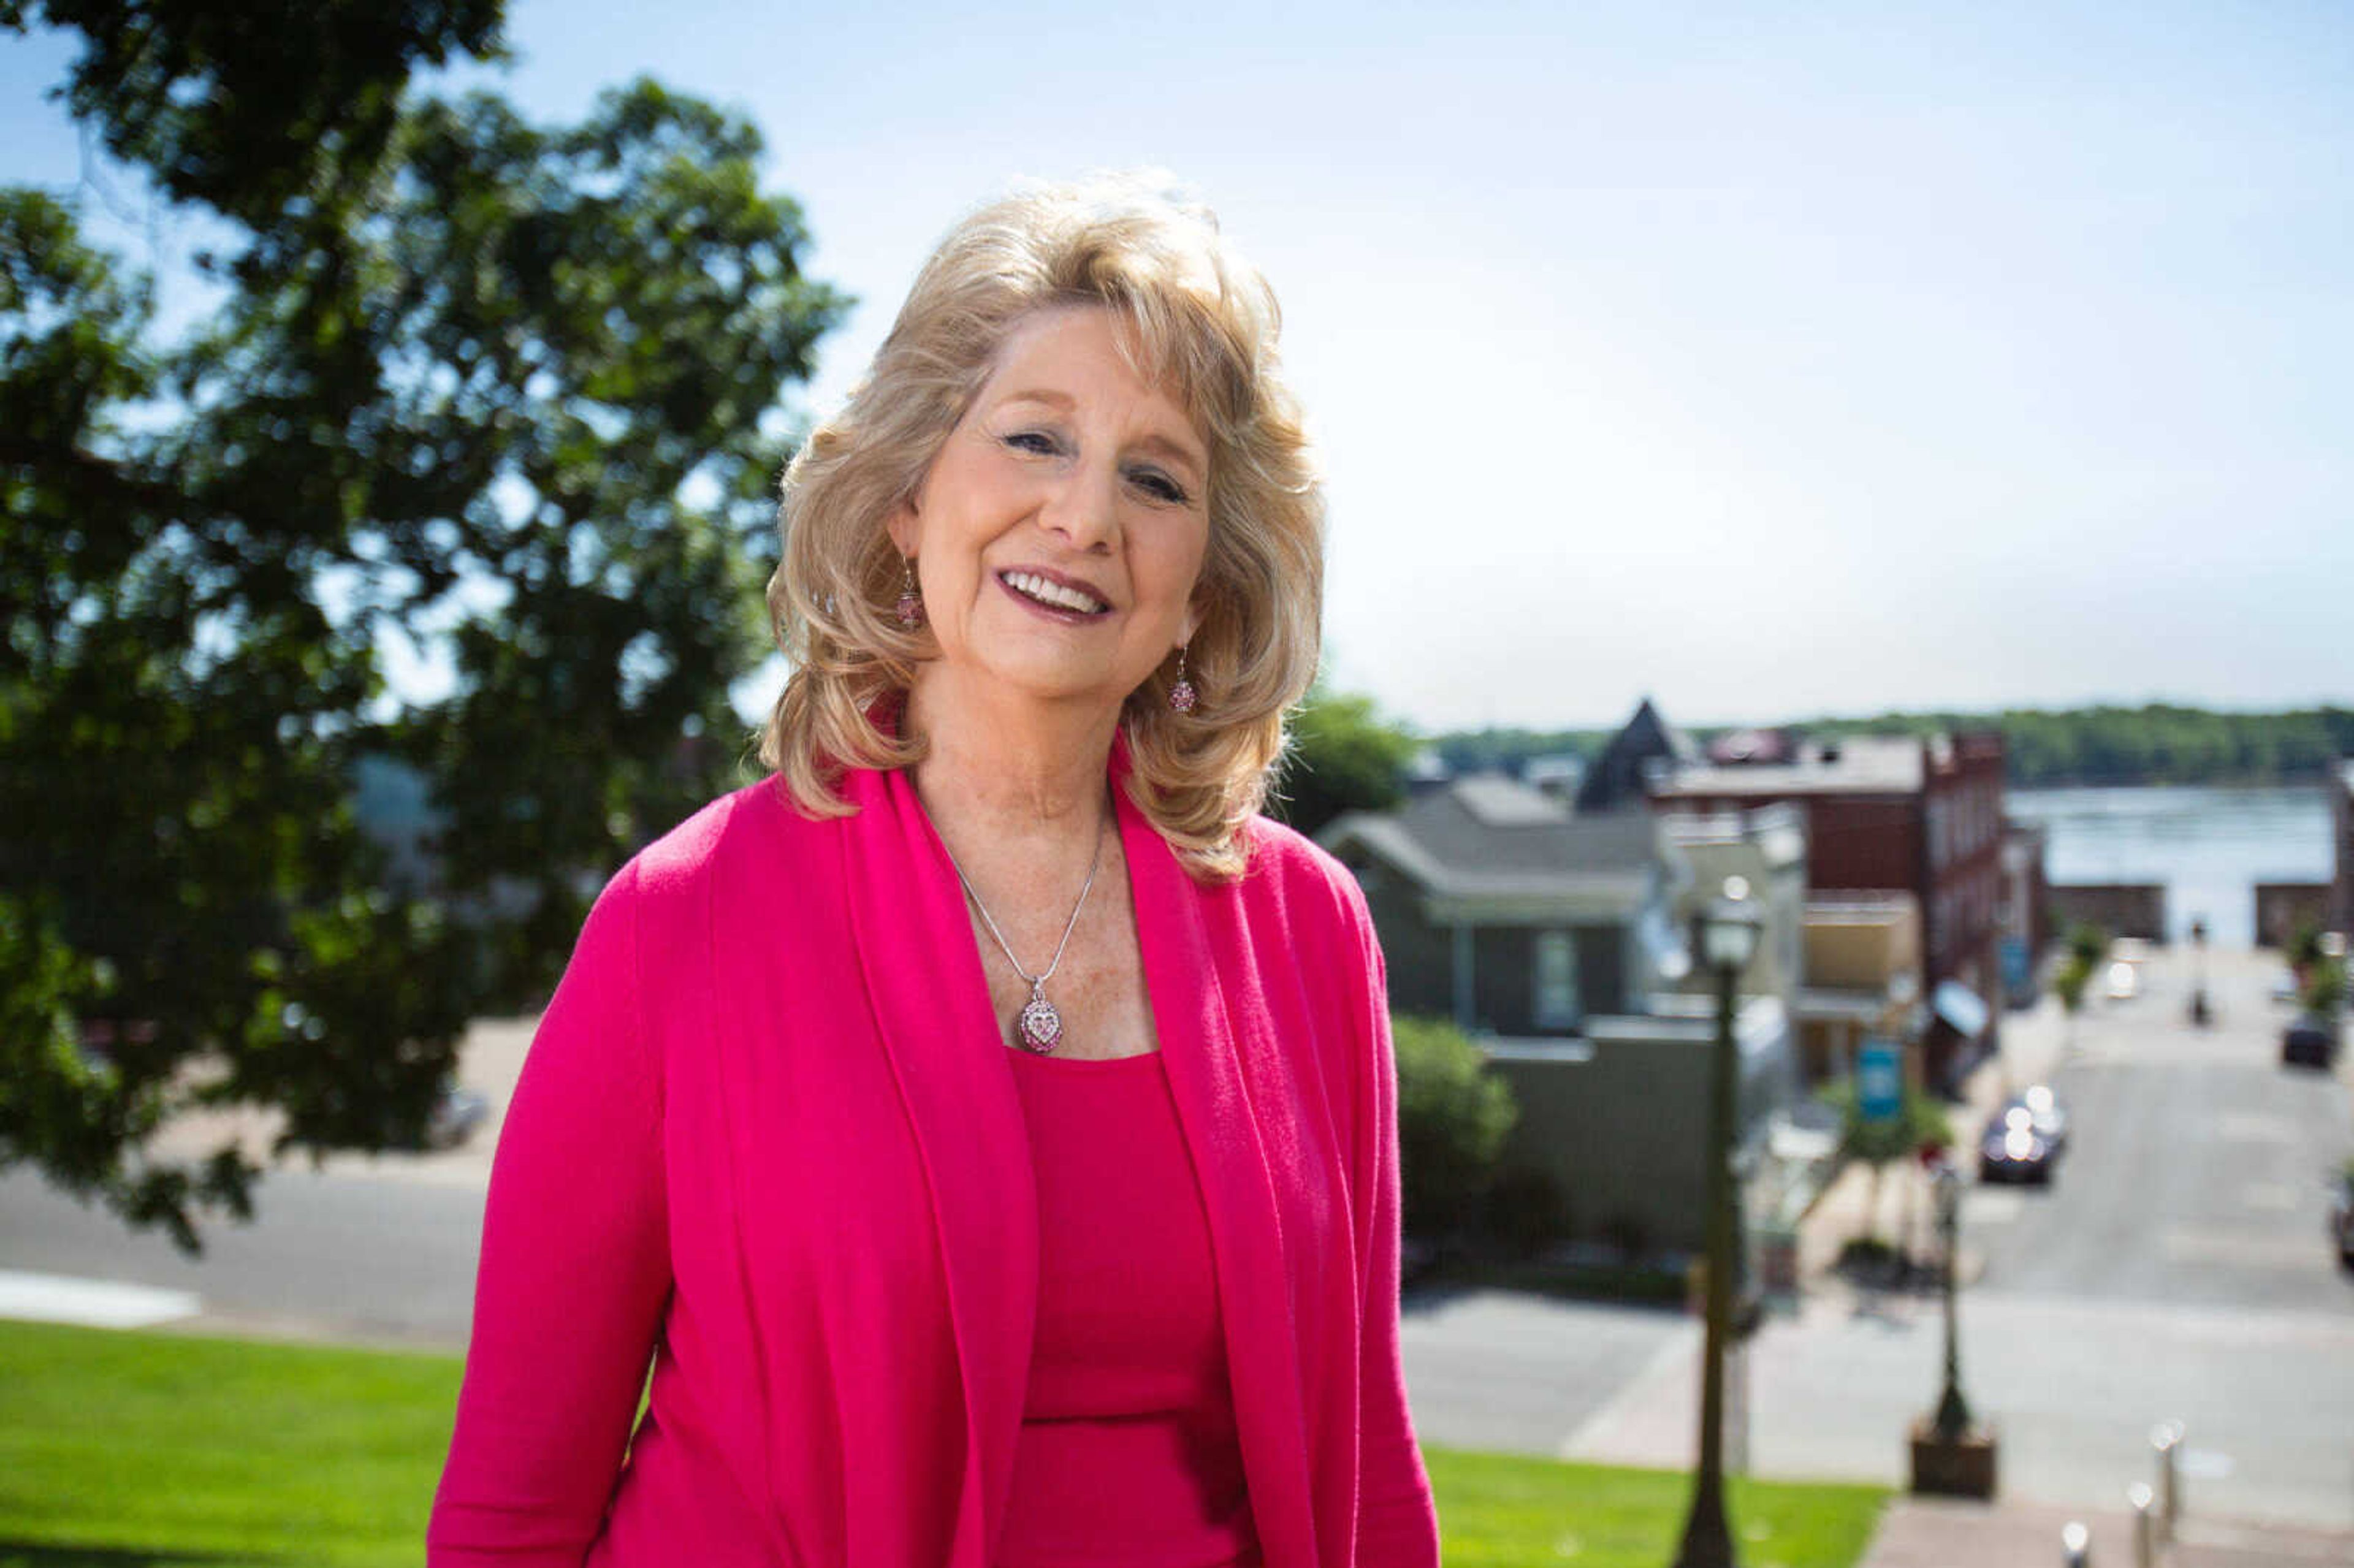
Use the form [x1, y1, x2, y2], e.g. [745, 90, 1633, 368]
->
[1398, 1286, 1691, 1457]
[4, 948, 2350, 1534]
[1552, 946, 2354, 1531]
[0, 1162, 487, 1350]
[0, 1018, 528, 1350]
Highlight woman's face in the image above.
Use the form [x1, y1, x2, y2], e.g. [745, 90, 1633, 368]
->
[890, 305, 1211, 719]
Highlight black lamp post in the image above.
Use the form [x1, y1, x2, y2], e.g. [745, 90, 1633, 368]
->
[1673, 875, 1764, 1568]
[2188, 917, 2211, 1027]
[1929, 1163, 1972, 1440]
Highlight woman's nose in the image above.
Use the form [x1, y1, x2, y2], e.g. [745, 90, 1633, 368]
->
[1041, 459, 1121, 551]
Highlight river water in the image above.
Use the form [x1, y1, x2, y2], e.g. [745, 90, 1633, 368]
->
[2004, 785, 2335, 948]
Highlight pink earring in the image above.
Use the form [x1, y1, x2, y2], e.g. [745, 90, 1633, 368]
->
[895, 557, 925, 630]
[1168, 645, 1197, 714]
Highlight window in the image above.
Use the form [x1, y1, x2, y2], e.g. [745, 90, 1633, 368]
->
[1534, 930, 1580, 1030]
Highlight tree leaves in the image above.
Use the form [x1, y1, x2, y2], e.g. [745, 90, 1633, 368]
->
[3, 7, 842, 1249]
[4, 0, 508, 226]
[1271, 683, 1418, 839]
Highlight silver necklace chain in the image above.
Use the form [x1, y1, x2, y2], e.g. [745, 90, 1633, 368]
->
[943, 815, 1107, 1055]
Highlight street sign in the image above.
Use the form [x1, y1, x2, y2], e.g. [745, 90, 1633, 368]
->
[1858, 1040, 1902, 1124]
[1999, 936, 2031, 1000]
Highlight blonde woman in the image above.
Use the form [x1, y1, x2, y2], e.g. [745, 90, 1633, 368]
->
[431, 175, 1439, 1568]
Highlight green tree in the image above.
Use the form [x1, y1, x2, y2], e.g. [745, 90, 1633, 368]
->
[2, 2, 845, 1249]
[1, 1, 506, 227]
[2051, 932, 2101, 1055]
[1390, 1014, 1517, 1244]
[2303, 956, 2347, 1018]
[1816, 1076, 1954, 1257]
[1272, 683, 1417, 839]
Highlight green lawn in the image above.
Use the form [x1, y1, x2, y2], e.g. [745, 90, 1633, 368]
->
[1424, 1447, 1887, 1568]
[0, 1320, 1888, 1567]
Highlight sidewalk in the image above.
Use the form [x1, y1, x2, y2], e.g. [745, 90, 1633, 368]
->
[1862, 1496, 2354, 1568]
[1830, 947, 2354, 1568]
[143, 1014, 535, 1191]
[1794, 987, 2073, 1292]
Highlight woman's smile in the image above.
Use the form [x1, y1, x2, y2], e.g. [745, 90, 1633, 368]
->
[998, 566, 1112, 619]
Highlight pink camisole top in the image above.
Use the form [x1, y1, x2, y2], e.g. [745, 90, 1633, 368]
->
[996, 1046, 1260, 1568]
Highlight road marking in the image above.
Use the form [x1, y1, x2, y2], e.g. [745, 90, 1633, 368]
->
[2241, 1181, 2299, 1211]
[0, 1269, 200, 1329]
[1554, 1320, 1701, 1463]
[1963, 1189, 2026, 1224]
[2217, 1112, 2296, 1144]
[2161, 1228, 2318, 1269]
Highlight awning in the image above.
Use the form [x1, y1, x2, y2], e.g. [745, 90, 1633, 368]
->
[1933, 978, 1990, 1039]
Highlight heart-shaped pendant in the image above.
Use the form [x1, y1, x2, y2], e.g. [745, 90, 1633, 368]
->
[1017, 988, 1063, 1054]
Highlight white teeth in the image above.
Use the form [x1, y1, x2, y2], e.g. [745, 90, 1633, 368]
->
[1004, 571, 1107, 614]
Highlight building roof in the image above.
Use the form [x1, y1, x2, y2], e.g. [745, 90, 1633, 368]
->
[1805, 891, 1919, 921]
[1659, 802, 1808, 871]
[1576, 698, 1699, 814]
[1319, 775, 1656, 920]
[1651, 734, 1926, 799]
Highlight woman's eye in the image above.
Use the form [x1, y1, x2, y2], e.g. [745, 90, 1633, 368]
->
[1129, 468, 1191, 506]
[1003, 430, 1059, 456]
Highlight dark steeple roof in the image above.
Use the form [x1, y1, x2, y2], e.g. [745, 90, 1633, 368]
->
[1575, 698, 1697, 814]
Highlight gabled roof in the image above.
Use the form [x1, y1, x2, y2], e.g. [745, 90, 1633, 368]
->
[1319, 775, 1656, 921]
[1576, 698, 1700, 813]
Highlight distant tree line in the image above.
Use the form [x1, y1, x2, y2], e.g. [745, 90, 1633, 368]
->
[1801, 704, 2354, 788]
[1426, 726, 1618, 777]
[1426, 705, 2354, 790]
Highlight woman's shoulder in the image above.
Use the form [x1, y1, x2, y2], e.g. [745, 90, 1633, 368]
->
[609, 772, 821, 910]
[1232, 813, 1377, 953]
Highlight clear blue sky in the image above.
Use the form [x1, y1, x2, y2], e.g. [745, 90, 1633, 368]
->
[6, 1, 2349, 731]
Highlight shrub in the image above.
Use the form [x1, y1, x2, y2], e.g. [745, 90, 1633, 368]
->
[1482, 1163, 1570, 1260]
[1816, 1072, 1956, 1253]
[1392, 1014, 1517, 1241]
[1816, 1076, 1954, 1168]
[2303, 955, 2347, 1016]
[2052, 953, 2094, 1016]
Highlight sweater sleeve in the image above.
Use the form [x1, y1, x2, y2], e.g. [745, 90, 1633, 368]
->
[429, 859, 671, 1566]
[1338, 878, 1442, 1567]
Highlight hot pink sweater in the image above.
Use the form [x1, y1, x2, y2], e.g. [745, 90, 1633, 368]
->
[427, 755, 1439, 1568]
[1000, 1046, 1255, 1568]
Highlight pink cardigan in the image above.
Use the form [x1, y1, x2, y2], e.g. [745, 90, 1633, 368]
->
[429, 756, 1439, 1568]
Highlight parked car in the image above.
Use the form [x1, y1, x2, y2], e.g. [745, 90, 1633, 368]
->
[1978, 1102, 2058, 1185]
[2282, 1015, 2340, 1070]
[2014, 1083, 2069, 1152]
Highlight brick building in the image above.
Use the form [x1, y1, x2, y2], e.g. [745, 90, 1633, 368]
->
[1647, 729, 2008, 1089]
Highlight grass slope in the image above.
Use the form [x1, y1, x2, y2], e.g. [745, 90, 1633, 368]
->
[1, 1320, 1888, 1567]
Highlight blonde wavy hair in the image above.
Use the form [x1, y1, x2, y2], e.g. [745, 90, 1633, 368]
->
[759, 174, 1324, 882]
